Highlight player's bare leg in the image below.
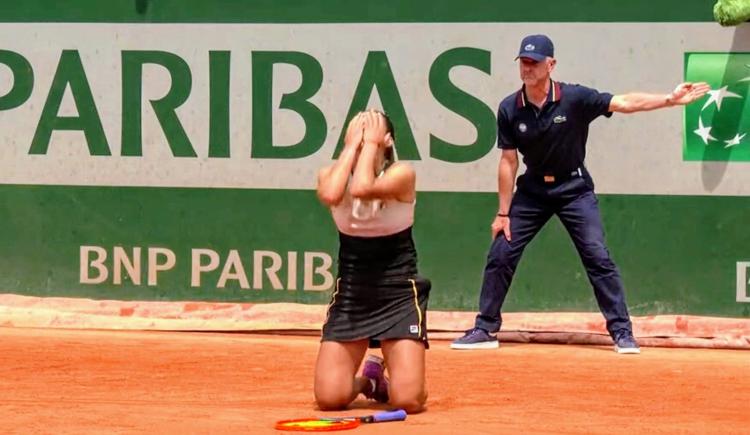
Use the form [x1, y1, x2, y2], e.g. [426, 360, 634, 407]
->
[381, 339, 427, 414]
[313, 340, 370, 410]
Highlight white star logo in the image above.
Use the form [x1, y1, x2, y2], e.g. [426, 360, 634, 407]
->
[687, 57, 750, 154]
[693, 117, 717, 145]
[724, 132, 747, 148]
[701, 86, 743, 111]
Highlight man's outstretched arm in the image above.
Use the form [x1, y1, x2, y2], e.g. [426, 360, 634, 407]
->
[609, 82, 711, 113]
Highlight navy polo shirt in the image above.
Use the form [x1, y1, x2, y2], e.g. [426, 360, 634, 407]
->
[496, 81, 613, 175]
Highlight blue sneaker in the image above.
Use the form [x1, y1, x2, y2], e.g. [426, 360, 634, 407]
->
[614, 332, 641, 354]
[450, 328, 499, 350]
[361, 355, 389, 402]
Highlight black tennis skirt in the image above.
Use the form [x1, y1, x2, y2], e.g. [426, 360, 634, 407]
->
[321, 227, 431, 348]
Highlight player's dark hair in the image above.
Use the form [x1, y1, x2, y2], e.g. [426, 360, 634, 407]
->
[373, 110, 396, 169]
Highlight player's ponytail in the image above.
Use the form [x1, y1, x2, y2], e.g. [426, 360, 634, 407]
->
[376, 110, 396, 170]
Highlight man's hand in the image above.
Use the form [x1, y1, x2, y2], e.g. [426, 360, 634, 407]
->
[491, 215, 511, 241]
[668, 82, 711, 106]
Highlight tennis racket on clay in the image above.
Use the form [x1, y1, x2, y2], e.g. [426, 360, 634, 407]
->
[275, 409, 407, 432]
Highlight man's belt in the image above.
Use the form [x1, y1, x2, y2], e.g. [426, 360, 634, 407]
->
[528, 167, 584, 183]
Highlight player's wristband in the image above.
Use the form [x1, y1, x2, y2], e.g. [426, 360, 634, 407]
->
[497, 212, 509, 218]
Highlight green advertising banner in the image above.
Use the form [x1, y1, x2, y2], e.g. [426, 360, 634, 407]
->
[684, 53, 750, 161]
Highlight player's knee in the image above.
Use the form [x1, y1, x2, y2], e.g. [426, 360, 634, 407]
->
[314, 391, 350, 411]
[315, 388, 351, 411]
[390, 397, 425, 414]
[389, 389, 427, 414]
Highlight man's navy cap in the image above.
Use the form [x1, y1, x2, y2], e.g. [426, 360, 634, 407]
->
[516, 34, 554, 62]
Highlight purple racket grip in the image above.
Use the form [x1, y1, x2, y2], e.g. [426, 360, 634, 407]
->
[370, 409, 407, 423]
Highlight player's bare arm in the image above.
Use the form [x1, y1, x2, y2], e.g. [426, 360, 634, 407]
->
[350, 111, 415, 203]
[316, 113, 365, 206]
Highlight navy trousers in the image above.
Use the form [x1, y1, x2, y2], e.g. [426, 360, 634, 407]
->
[474, 171, 633, 338]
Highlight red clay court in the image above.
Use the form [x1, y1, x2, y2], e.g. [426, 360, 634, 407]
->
[0, 327, 747, 434]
